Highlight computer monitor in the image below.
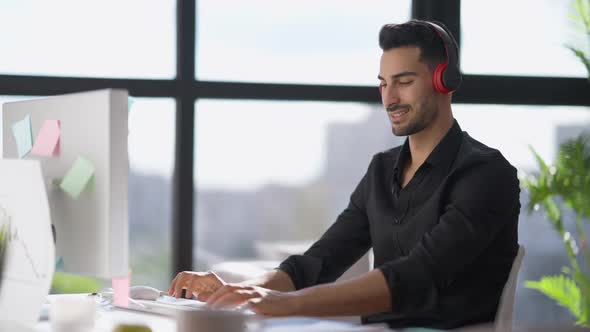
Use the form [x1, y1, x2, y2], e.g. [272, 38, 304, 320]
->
[1, 89, 129, 279]
[0, 159, 55, 325]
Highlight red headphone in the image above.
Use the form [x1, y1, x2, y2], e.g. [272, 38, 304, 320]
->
[424, 21, 462, 94]
[379, 21, 462, 95]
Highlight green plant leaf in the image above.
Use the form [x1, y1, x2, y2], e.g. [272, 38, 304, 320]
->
[51, 272, 101, 294]
[529, 145, 550, 174]
[544, 197, 563, 226]
[526, 275, 584, 324]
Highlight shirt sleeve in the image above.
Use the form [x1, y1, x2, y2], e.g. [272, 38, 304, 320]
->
[377, 157, 520, 314]
[277, 156, 375, 290]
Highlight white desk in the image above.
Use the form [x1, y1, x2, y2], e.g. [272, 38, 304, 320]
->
[36, 307, 176, 332]
[32, 294, 387, 332]
[35, 294, 176, 332]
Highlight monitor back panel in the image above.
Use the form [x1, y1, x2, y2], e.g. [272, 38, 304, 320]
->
[2, 89, 129, 279]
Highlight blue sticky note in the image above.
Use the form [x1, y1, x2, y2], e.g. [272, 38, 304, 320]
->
[11, 115, 33, 158]
[55, 257, 65, 272]
[128, 97, 135, 112]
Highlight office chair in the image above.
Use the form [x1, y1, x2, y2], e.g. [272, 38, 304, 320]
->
[494, 244, 526, 332]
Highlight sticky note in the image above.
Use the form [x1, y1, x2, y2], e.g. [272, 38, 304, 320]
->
[112, 275, 130, 307]
[128, 97, 135, 112]
[59, 157, 95, 199]
[55, 257, 64, 272]
[11, 115, 33, 158]
[31, 120, 61, 157]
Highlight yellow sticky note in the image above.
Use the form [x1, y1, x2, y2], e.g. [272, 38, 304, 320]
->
[59, 157, 95, 199]
[11, 115, 33, 158]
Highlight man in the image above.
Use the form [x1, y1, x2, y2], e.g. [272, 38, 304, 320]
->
[168, 20, 520, 329]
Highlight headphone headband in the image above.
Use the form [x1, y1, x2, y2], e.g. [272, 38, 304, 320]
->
[422, 21, 462, 93]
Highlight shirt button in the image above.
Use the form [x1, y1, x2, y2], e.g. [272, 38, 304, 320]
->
[393, 217, 400, 224]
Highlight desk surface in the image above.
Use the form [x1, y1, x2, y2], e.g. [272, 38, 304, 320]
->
[36, 308, 176, 332]
[32, 297, 590, 332]
[35, 294, 176, 331]
[33, 294, 379, 332]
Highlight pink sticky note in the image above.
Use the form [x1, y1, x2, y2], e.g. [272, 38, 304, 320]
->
[112, 275, 130, 307]
[31, 120, 60, 157]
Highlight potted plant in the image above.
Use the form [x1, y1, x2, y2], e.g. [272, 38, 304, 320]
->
[521, 0, 590, 325]
[0, 223, 8, 293]
[522, 135, 590, 325]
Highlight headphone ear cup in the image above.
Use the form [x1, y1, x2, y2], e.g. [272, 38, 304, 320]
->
[432, 63, 450, 94]
[442, 65, 462, 92]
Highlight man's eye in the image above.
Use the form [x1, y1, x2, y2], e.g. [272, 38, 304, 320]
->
[399, 81, 413, 85]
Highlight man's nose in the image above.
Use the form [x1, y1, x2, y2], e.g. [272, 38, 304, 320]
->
[381, 85, 400, 107]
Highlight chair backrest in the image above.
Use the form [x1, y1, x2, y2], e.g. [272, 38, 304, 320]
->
[495, 244, 525, 332]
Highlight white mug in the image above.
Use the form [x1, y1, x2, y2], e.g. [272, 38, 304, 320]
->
[49, 296, 97, 332]
[176, 307, 260, 332]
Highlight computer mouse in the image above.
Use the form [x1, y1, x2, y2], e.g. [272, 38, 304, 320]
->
[129, 285, 165, 301]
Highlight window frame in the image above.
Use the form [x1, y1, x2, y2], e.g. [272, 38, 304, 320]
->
[0, 0, 588, 277]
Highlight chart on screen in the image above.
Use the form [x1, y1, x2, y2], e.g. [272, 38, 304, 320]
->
[1, 208, 50, 284]
[0, 160, 55, 326]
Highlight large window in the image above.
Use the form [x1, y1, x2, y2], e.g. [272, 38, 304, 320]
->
[461, 0, 587, 77]
[0, 1, 176, 78]
[127, 98, 175, 289]
[1, 0, 589, 328]
[196, 0, 411, 85]
[194, 100, 397, 270]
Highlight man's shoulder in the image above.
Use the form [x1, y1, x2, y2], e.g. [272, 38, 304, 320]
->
[371, 145, 403, 165]
[455, 132, 516, 175]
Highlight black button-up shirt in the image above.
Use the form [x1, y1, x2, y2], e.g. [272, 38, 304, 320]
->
[278, 120, 520, 329]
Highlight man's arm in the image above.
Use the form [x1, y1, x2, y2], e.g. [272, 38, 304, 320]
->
[275, 155, 375, 290]
[292, 269, 391, 316]
[239, 269, 296, 292]
[206, 268, 392, 317]
[247, 158, 518, 318]
[169, 152, 374, 302]
[239, 268, 391, 316]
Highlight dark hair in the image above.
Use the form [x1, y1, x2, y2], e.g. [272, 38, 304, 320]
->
[378, 20, 458, 72]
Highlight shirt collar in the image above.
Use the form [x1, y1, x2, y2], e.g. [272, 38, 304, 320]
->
[393, 119, 463, 180]
[424, 119, 463, 170]
[393, 137, 411, 183]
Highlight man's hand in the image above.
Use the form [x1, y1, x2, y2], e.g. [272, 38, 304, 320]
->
[168, 271, 226, 301]
[206, 284, 301, 316]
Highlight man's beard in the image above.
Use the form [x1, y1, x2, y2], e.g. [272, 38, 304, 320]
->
[391, 98, 437, 137]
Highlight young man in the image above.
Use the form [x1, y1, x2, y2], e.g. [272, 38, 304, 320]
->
[168, 20, 520, 329]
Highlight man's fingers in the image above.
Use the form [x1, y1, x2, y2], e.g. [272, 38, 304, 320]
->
[196, 291, 213, 302]
[209, 271, 227, 286]
[174, 274, 188, 298]
[206, 285, 237, 306]
[210, 291, 255, 309]
[185, 287, 194, 299]
[247, 298, 265, 315]
[168, 271, 226, 299]
[168, 273, 181, 295]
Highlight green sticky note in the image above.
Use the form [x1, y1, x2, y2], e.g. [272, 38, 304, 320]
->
[60, 156, 95, 199]
[11, 114, 33, 158]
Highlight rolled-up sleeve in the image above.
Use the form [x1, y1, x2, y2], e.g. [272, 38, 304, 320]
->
[377, 159, 520, 314]
[278, 157, 374, 290]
